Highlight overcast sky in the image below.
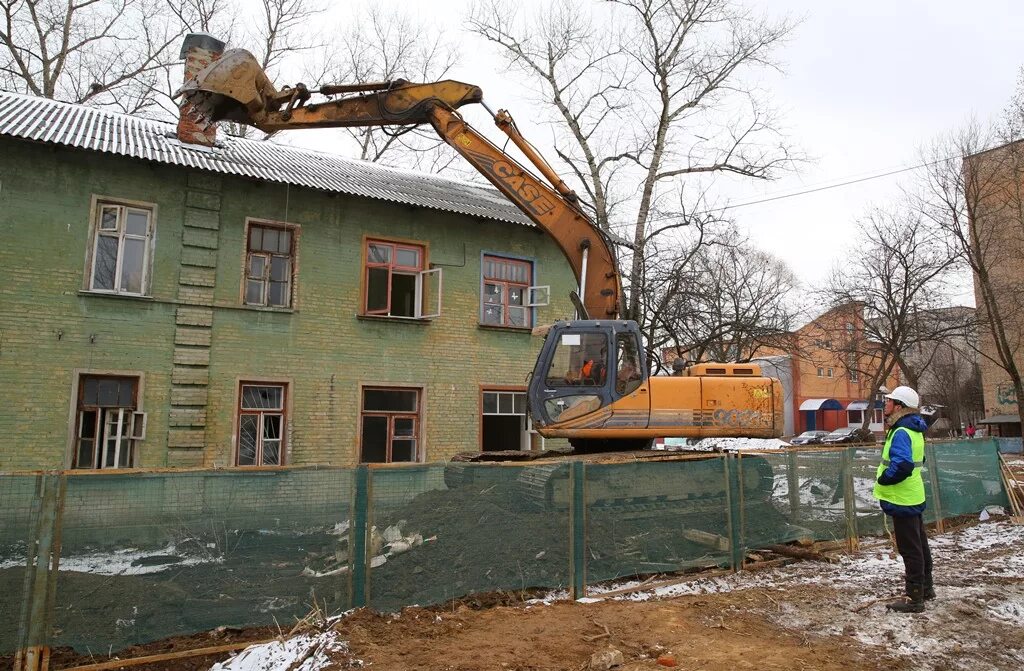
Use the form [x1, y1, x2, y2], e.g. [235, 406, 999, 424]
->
[272, 0, 1024, 305]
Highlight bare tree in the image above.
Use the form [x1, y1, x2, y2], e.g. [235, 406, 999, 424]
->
[918, 122, 1024, 430]
[822, 207, 958, 428]
[306, 4, 460, 170]
[921, 338, 983, 434]
[469, 0, 801, 323]
[652, 232, 798, 366]
[0, 0, 185, 114]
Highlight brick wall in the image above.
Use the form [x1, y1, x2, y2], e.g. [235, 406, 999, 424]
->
[0, 138, 576, 470]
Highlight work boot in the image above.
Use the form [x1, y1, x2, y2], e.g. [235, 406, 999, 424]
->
[924, 575, 935, 601]
[887, 581, 925, 613]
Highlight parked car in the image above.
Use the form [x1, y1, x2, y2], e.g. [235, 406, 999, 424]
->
[789, 430, 831, 445]
[821, 427, 875, 444]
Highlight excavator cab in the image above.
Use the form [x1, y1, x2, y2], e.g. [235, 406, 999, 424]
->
[528, 320, 652, 450]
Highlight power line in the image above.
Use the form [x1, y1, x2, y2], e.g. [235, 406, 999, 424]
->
[630, 151, 970, 227]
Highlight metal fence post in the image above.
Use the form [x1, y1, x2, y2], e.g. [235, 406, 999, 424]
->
[350, 465, 370, 609]
[786, 448, 801, 522]
[15, 473, 66, 671]
[723, 455, 744, 572]
[842, 448, 859, 552]
[925, 443, 945, 533]
[568, 461, 586, 600]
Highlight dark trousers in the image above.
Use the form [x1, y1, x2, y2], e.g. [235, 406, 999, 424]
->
[892, 514, 932, 585]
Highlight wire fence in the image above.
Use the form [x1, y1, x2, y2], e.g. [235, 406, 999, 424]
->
[0, 439, 1010, 660]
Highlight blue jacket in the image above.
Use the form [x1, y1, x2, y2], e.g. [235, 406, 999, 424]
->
[878, 413, 929, 517]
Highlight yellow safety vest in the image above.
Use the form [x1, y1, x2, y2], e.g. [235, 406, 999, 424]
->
[873, 426, 926, 506]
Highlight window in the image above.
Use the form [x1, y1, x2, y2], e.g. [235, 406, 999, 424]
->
[364, 239, 440, 318]
[74, 376, 144, 469]
[545, 332, 608, 387]
[245, 222, 295, 308]
[361, 387, 420, 463]
[848, 353, 859, 382]
[817, 367, 824, 377]
[237, 383, 286, 466]
[615, 332, 643, 395]
[848, 409, 864, 425]
[827, 368, 834, 378]
[481, 255, 549, 327]
[88, 200, 154, 295]
[482, 390, 530, 451]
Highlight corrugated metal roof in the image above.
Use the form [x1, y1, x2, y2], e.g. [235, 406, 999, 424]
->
[0, 91, 532, 227]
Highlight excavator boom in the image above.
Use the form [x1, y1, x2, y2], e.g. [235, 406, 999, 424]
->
[178, 49, 621, 321]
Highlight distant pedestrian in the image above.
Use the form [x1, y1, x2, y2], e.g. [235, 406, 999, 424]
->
[873, 385, 933, 613]
[965, 424, 976, 439]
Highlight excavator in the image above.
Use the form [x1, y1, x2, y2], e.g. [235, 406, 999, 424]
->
[177, 48, 784, 456]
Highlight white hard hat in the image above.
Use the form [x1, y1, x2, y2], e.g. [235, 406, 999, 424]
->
[885, 385, 920, 408]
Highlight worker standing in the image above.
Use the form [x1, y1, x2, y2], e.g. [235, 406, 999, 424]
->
[873, 385, 933, 613]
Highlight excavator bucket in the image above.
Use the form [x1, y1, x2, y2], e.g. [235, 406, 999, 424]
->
[176, 48, 279, 127]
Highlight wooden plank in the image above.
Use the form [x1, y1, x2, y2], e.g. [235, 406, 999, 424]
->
[58, 639, 275, 671]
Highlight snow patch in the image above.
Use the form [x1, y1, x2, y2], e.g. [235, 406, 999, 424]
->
[209, 630, 356, 671]
[0, 543, 221, 576]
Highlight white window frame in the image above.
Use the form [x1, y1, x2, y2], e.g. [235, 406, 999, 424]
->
[482, 389, 531, 451]
[86, 197, 156, 296]
[71, 373, 144, 469]
[417, 267, 442, 318]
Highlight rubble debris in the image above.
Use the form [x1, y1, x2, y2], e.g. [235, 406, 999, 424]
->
[587, 647, 624, 670]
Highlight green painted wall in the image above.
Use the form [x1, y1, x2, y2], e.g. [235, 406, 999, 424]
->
[0, 138, 576, 470]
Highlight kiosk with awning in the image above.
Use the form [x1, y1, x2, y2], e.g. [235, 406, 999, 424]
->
[978, 414, 1022, 438]
[798, 398, 843, 431]
[846, 399, 882, 426]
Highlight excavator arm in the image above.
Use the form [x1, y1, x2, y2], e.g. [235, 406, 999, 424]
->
[179, 49, 622, 320]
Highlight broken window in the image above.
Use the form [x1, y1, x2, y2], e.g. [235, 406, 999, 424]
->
[481, 390, 530, 451]
[481, 255, 548, 327]
[364, 240, 440, 318]
[88, 201, 154, 295]
[237, 383, 286, 466]
[245, 222, 295, 308]
[74, 375, 143, 469]
[360, 387, 420, 463]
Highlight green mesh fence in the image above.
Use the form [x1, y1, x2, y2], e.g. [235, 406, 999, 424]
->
[752, 449, 851, 544]
[365, 463, 571, 612]
[584, 459, 733, 582]
[48, 468, 353, 654]
[931, 440, 1011, 516]
[0, 475, 49, 656]
[0, 439, 1012, 657]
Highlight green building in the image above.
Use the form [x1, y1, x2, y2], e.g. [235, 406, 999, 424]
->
[0, 90, 576, 472]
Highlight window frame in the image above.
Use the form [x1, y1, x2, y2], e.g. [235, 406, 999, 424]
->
[361, 236, 439, 319]
[480, 253, 548, 328]
[234, 380, 289, 467]
[359, 385, 423, 463]
[479, 386, 532, 452]
[67, 371, 146, 470]
[241, 218, 300, 310]
[84, 196, 157, 297]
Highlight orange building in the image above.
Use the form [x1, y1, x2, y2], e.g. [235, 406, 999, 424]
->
[765, 303, 899, 434]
